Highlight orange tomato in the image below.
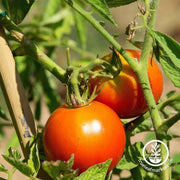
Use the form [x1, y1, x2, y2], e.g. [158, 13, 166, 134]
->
[90, 50, 163, 118]
[43, 101, 125, 173]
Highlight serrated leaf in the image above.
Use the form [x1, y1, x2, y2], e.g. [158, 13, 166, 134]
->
[85, 0, 117, 26]
[42, 155, 76, 180]
[151, 31, 180, 69]
[76, 159, 111, 180]
[28, 144, 40, 175]
[2, 0, 34, 24]
[131, 120, 152, 136]
[5, 133, 19, 155]
[2, 155, 34, 177]
[117, 142, 143, 170]
[8, 147, 21, 160]
[106, 0, 136, 8]
[0, 105, 9, 121]
[0, 164, 8, 173]
[160, 56, 180, 87]
[116, 154, 137, 170]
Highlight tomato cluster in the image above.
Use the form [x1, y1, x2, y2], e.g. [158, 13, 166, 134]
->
[43, 49, 163, 174]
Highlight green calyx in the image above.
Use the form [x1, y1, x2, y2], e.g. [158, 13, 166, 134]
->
[65, 48, 122, 107]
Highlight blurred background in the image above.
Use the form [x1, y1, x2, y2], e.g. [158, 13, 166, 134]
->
[0, 0, 180, 179]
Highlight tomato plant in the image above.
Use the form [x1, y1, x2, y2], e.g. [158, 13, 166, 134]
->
[43, 101, 126, 173]
[90, 49, 163, 118]
[0, 0, 180, 180]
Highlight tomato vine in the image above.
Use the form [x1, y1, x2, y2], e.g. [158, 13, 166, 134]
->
[0, 0, 180, 180]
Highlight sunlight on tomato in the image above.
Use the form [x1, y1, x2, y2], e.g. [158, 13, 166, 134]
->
[43, 101, 126, 173]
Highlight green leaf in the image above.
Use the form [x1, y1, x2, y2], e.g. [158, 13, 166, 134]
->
[54, 11, 74, 40]
[145, 132, 156, 143]
[117, 142, 143, 170]
[42, 71, 61, 113]
[172, 171, 180, 180]
[131, 120, 152, 136]
[8, 147, 21, 160]
[172, 154, 180, 173]
[151, 31, 180, 69]
[0, 164, 8, 173]
[2, 155, 34, 177]
[167, 93, 180, 112]
[27, 144, 40, 175]
[0, 178, 7, 180]
[5, 133, 19, 155]
[0, 105, 9, 121]
[160, 56, 180, 87]
[2, 0, 35, 24]
[42, 0, 61, 21]
[34, 96, 41, 121]
[74, 10, 87, 49]
[106, 0, 136, 8]
[85, 0, 117, 26]
[0, 126, 5, 140]
[116, 154, 137, 170]
[41, 9, 74, 40]
[76, 159, 111, 180]
[42, 155, 76, 180]
[41, 9, 71, 26]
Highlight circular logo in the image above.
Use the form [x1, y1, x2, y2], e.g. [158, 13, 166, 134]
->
[142, 140, 169, 167]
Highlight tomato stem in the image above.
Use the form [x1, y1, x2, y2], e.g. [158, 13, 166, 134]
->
[137, 0, 170, 179]
[66, 48, 71, 66]
[64, 0, 138, 72]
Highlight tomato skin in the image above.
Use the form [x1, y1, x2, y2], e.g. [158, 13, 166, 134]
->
[90, 50, 163, 118]
[43, 101, 126, 173]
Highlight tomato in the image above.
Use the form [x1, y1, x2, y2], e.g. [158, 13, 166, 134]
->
[90, 49, 163, 118]
[43, 101, 126, 173]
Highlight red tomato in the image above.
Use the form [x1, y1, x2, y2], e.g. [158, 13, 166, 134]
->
[43, 101, 126, 173]
[90, 50, 163, 118]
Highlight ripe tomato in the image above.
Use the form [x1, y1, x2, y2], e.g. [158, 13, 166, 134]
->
[90, 49, 163, 118]
[43, 101, 126, 173]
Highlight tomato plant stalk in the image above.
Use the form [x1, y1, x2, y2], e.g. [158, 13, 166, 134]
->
[64, 0, 169, 179]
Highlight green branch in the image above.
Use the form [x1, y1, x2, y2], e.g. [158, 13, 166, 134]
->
[157, 112, 180, 134]
[64, 0, 138, 71]
[126, 92, 180, 136]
